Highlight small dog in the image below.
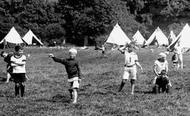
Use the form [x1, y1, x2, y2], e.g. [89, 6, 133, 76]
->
[153, 70, 170, 94]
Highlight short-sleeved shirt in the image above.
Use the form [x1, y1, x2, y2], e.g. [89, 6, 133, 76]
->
[11, 55, 26, 73]
[154, 60, 168, 74]
[124, 51, 138, 67]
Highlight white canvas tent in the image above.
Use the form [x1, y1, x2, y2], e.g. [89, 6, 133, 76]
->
[106, 23, 131, 46]
[0, 27, 23, 44]
[145, 27, 169, 46]
[22, 30, 43, 45]
[132, 30, 146, 45]
[168, 23, 190, 49]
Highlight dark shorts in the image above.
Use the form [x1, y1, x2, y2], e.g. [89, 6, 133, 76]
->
[130, 79, 135, 84]
[11, 73, 26, 83]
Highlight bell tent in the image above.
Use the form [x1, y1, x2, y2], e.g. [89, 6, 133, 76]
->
[132, 30, 146, 45]
[168, 23, 190, 50]
[106, 23, 131, 46]
[0, 27, 24, 48]
[22, 30, 43, 46]
[145, 27, 169, 46]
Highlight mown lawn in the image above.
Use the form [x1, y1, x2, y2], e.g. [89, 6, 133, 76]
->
[0, 47, 190, 116]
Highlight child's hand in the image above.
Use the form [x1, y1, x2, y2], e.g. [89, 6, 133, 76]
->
[49, 54, 54, 58]
[140, 67, 143, 71]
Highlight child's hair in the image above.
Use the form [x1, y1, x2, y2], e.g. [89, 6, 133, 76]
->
[0, 51, 5, 57]
[15, 45, 23, 52]
[69, 48, 77, 55]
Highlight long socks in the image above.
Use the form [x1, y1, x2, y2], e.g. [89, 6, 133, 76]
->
[15, 83, 25, 97]
[118, 81, 125, 92]
[15, 84, 20, 96]
[20, 84, 25, 97]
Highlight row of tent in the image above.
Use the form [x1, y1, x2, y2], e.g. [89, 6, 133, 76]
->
[106, 23, 190, 49]
[0, 27, 44, 47]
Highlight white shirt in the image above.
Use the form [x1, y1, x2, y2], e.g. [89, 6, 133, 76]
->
[124, 51, 138, 66]
[175, 46, 182, 55]
[11, 55, 26, 73]
[154, 60, 168, 74]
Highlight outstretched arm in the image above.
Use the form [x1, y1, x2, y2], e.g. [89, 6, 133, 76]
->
[49, 54, 66, 64]
[118, 46, 126, 54]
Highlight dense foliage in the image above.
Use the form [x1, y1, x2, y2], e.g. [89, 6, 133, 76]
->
[0, 0, 190, 46]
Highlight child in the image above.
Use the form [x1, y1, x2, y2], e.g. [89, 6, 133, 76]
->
[118, 44, 143, 95]
[1, 51, 13, 83]
[174, 46, 183, 69]
[153, 70, 170, 93]
[171, 52, 179, 70]
[153, 52, 172, 87]
[10, 45, 27, 97]
[49, 48, 81, 104]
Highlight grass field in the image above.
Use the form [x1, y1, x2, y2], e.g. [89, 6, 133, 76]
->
[0, 47, 190, 116]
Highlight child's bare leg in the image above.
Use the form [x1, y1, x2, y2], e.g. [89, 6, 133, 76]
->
[6, 73, 11, 83]
[72, 89, 78, 104]
[130, 79, 135, 95]
[153, 76, 158, 85]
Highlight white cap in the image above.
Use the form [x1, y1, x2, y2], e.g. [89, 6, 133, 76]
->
[69, 48, 77, 55]
[158, 52, 167, 58]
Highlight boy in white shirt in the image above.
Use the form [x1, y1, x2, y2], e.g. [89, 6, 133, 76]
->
[11, 46, 27, 97]
[118, 44, 143, 95]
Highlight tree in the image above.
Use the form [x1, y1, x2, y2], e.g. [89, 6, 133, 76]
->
[57, 0, 115, 45]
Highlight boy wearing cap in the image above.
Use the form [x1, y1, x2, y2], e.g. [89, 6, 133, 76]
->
[49, 48, 81, 104]
[118, 44, 143, 95]
[11, 46, 27, 97]
[1, 51, 13, 83]
[153, 52, 171, 87]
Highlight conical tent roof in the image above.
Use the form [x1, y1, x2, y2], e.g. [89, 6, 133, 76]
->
[0, 27, 23, 44]
[132, 30, 146, 45]
[168, 23, 190, 49]
[106, 23, 131, 45]
[145, 27, 169, 46]
[22, 30, 43, 45]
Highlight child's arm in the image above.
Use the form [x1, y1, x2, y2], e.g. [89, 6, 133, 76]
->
[135, 61, 143, 71]
[49, 54, 66, 64]
[76, 62, 82, 79]
[153, 65, 159, 76]
[118, 46, 125, 54]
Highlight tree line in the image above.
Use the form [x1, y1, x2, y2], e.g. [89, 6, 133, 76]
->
[0, 0, 190, 46]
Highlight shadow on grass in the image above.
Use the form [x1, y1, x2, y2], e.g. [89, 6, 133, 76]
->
[35, 94, 71, 104]
[0, 77, 6, 83]
[135, 90, 154, 94]
[0, 72, 7, 83]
